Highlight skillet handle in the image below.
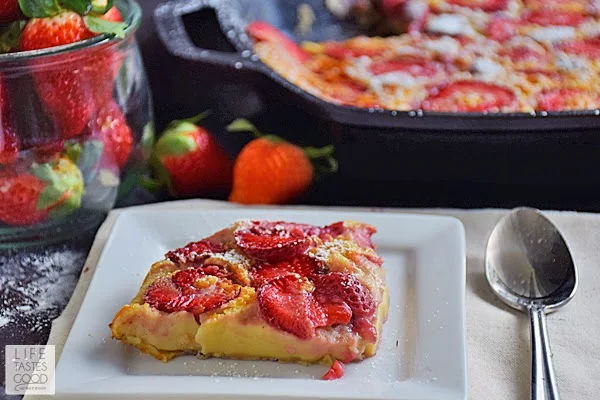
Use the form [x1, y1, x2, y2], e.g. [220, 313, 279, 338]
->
[153, 0, 258, 70]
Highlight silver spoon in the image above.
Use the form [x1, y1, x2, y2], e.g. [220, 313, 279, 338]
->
[485, 207, 577, 400]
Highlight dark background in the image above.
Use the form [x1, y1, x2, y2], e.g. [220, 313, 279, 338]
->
[2, 1, 600, 398]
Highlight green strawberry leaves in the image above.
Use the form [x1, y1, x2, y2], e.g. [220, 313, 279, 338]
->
[226, 118, 284, 143]
[226, 118, 263, 139]
[18, 0, 62, 18]
[31, 157, 84, 214]
[154, 131, 197, 156]
[305, 145, 338, 175]
[155, 112, 213, 157]
[84, 15, 127, 39]
[60, 0, 92, 15]
[90, 0, 113, 13]
[0, 21, 26, 53]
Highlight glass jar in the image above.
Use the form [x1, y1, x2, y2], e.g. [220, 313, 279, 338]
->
[0, 0, 152, 248]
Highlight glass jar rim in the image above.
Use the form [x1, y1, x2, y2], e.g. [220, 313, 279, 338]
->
[0, 0, 141, 63]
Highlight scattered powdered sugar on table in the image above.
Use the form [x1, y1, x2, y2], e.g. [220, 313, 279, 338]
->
[0, 247, 86, 331]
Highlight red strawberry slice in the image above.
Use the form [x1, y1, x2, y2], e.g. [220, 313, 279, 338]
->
[322, 302, 353, 326]
[487, 17, 517, 42]
[557, 39, 600, 59]
[314, 272, 378, 340]
[320, 222, 377, 249]
[524, 0, 590, 13]
[324, 42, 385, 59]
[369, 57, 443, 77]
[326, 80, 369, 104]
[524, 10, 585, 26]
[251, 255, 322, 287]
[506, 45, 552, 71]
[144, 268, 240, 315]
[247, 21, 309, 63]
[257, 274, 326, 340]
[166, 240, 226, 266]
[313, 272, 376, 318]
[421, 80, 517, 112]
[235, 220, 315, 262]
[352, 317, 378, 343]
[321, 360, 345, 381]
[535, 88, 600, 111]
[447, 0, 508, 11]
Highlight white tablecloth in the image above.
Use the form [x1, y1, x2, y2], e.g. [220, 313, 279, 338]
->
[24, 200, 600, 399]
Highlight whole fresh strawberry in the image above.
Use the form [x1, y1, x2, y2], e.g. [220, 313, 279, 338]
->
[0, 155, 84, 226]
[151, 113, 233, 197]
[87, 100, 133, 169]
[18, 2, 128, 139]
[226, 119, 337, 205]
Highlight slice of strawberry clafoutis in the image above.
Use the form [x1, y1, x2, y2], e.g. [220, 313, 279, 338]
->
[110, 220, 389, 381]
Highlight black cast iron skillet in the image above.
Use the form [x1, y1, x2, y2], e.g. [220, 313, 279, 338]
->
[154, 0, 600, 189]
[154, 0, 600, 131]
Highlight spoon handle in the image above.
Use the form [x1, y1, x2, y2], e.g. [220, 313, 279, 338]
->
[529, 307, 560, 400]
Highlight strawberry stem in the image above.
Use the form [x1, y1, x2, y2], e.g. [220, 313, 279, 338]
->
[83, 15, 127, 38]
[141, 152, 173, 195]
[304, 144, 338, 176]
[167, 110, 212, 130]
[139, 176, 164, 193]
[226, 118, 263, 139]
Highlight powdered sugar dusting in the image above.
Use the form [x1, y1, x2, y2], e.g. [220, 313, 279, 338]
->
[209, 250, 250, 266]
[309, 239, 354, 263]
[0, 248, 85, 332]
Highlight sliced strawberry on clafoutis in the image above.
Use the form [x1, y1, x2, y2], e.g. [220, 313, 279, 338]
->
[535, 88, 600, 111]
[368, 56, 445, 77]
[234, 220, 316, 262]
[445, 0, 508, 12]
[421, 80, 518, 112]
[557, 39, 600, 59]
[247, 21, 309, 63]
[257, 274, 328, 340]
[486, 17, 517, 42]
[144, 268, 241, 315]
[251, 254, 323, 287]
[166, 239, 227, 266]
[313, 272, 378, 342]
[523, 9, 586, 26]
[319, 221, 378, 250]
[524, 0, 592, 13]
[322, 42, 386, 60]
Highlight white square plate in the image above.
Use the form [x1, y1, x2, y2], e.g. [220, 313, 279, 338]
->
[55, 208, 467, 400]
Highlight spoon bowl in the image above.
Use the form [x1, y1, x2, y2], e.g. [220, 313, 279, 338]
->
[486, 207, 577, 312]
[485, 207, 578, 400]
